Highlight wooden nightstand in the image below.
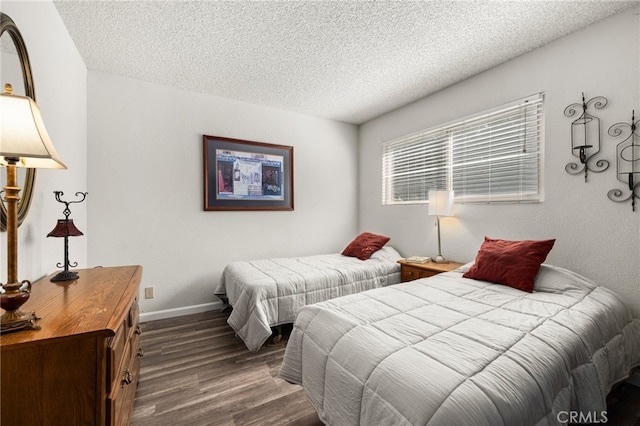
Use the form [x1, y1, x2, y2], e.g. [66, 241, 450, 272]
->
[397, 259, 464, 282]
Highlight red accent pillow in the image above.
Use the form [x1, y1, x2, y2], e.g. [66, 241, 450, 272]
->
[463, 237, 555, 292]
[342, 232, 391, 260]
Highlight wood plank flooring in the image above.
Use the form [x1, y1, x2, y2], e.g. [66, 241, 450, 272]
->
[131, 310, 321, 426]
[132, 310, 640, 426]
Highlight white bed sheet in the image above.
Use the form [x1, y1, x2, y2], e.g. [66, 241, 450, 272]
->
[279, 264, 640, 425]
[215, 246, 402, 352]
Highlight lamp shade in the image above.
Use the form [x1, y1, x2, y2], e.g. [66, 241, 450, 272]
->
[47, 219, 83, 238]
[428, 190, 454, 217]
[0, 88, 66, 169]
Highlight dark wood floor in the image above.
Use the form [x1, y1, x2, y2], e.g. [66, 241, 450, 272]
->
[131, 310, 321, 426]
[132, 310, 640, 426]
[605, 382, 640, 426]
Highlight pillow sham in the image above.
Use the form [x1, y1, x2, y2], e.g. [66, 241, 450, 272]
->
[463, 236, 555, 292]
[342, 232, 391, 260]
[368, 246, 402, 262]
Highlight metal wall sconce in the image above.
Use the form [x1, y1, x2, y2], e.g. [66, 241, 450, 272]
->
[607, 110, 639, 211]
[564, 93, 609, 181]
[47, 191, 87, 281]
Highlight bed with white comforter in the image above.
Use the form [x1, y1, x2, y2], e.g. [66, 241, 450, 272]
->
[279, 264, 640, 425]
[215, 246, 402, 352]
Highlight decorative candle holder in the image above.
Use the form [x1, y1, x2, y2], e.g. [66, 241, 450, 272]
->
[607, 110, 640, 211]
[47, 191, 87, 281]
[564, 92, 609, 181]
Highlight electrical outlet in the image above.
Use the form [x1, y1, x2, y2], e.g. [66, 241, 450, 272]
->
[144, 287, 154, 299]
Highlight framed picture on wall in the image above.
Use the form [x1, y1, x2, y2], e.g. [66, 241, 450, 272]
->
[203, 135, 294, 211]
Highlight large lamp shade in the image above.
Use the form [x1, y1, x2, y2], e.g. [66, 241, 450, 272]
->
[0, 88, 66, 169]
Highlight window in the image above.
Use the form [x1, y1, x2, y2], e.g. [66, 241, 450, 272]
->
[382, 93, 544, 204]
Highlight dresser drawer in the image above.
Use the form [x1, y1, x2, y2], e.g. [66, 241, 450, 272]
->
[401, 265, 437, 281]
[107, 298, 140, 394]
[107, 296, 142, 425]
[419, 269, 438, 278]
[128, 298, 139, 331]
[107, 333, 141, 426]
[107, 321, 127, 394]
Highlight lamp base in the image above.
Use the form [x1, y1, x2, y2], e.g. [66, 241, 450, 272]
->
[0, 310, 40, 334]
[434, 255, 449, 264]
[51, 270, 79, 282]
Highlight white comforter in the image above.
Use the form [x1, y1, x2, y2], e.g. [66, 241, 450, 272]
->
[215, 247, 402, 352]
[279, 264, 640, 425]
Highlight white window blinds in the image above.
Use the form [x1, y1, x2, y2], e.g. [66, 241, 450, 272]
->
[382, 93, 544, 204]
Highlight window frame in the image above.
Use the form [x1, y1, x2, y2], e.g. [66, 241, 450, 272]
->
[382, 93, 545, 205]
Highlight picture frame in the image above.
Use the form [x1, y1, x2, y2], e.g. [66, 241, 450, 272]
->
[203, 135, 294, 211]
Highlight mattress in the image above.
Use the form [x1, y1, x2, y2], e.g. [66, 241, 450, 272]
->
[215, 246, 402, 352]
[279, 264, 640, 425]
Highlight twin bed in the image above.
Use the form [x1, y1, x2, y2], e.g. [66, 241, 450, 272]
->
[279, 263, 640, 425]
[215, 245, 402, 352]
[216, 235, 640, 425]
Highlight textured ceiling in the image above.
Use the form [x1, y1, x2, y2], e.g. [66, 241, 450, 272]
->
[53, 0, 637, 124]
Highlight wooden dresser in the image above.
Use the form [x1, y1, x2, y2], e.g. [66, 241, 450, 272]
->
[1, 265, 143, 426]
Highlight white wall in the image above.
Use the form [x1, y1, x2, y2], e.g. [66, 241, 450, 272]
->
[0, 1, 87, 284]
[87, 72, 359, 316]
[4, 1, 636, 320]
[360, 7, 640, 315]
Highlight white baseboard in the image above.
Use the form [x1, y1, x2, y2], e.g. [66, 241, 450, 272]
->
[139, 301, 223, 323]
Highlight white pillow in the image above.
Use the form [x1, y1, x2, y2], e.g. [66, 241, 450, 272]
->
[368, 246, 402, 262]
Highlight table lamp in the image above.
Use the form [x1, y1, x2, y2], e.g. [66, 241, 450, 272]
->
[428, 190, 454, 264]
[47, 191, 87, 282]
[1, 83, 66, 332]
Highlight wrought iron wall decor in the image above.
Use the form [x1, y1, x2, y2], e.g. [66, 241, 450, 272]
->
[564, 92, 609, 181]
[607, 110, 639, 212]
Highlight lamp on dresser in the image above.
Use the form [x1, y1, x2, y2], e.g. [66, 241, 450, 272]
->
[47, 191, 87, 282]
[428, 190, 454, 264]
[0, 13, 67, 332]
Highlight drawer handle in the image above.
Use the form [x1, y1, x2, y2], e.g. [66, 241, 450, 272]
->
[121, 368, 133, 387]
[137, 348, 144, 358]
[135, 324, 142, 335]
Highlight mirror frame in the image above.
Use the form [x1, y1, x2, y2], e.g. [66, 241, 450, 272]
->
[1, 12, 37, 231]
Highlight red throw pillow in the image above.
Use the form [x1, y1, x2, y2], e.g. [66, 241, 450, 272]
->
[342, 232, 391, 260]
[463, 237, 555, 292]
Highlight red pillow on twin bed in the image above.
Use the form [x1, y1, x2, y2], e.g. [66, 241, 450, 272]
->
[342, 232, 391, 260]
[463, 236, 555, 292]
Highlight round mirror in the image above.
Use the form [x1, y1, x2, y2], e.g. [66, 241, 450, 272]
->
[0, 13, 37, 231]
